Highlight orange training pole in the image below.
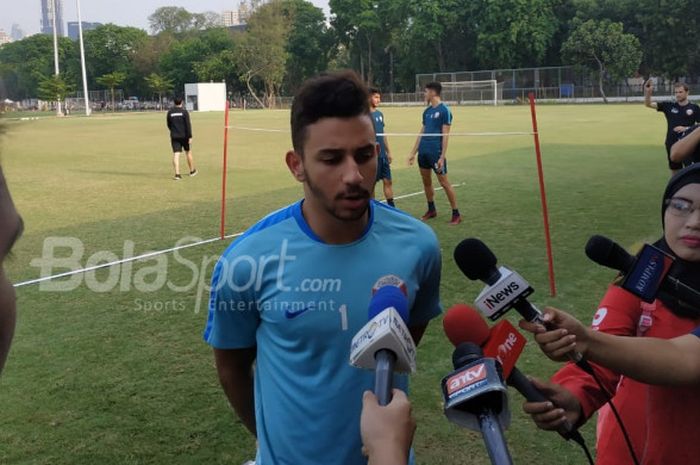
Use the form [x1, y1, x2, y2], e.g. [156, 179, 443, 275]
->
[528, 92, 556, 297]
[220, 98, 230, 240]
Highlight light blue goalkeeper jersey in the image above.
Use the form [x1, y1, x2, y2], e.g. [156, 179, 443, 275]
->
[204, 199, 442, 465]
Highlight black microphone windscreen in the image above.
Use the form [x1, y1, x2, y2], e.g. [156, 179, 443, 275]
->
[585, 235, 635, 272]
[452, 342, 483, 369]
[454, 238, 498, 282]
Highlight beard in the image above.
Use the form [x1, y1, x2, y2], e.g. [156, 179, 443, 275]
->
[305, 170, 370, 222]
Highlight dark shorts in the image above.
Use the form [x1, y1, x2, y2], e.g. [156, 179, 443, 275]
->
[418, 152, 447, 175]
[171, 138, 190, 153]
[666, 142, 683, 170]
[376, 154, 392, 182]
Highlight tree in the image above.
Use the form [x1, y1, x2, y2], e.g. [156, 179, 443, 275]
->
[83, 24, 147, 96]
[159, 28, 237, 94]
[280, 0, 333, 94]
[0, 34, 77, 100]
[149, 7, 195, 34]
[145, 73, 174, 110]
[562, 19, 642, 103]
[235, 1, 291, 108]
[96, 71, 127, 111]
[469, 0, 558, 69]
[37, 74, 74, 112]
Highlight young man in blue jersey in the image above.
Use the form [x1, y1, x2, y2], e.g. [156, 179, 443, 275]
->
[408, 82, 461, 224]
[204, 71, 442, 465]
[369, 88, 395, 207]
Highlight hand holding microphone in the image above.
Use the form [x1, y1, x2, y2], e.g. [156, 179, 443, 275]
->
[519, 308, 592, 362]
[443, 303, 585, 441]
[360, 389, 416, 465]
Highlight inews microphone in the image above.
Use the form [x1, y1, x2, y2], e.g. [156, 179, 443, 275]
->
[443, 304, 585, 443]
[454, 238, 592, 371]
[350, 285, 416, 405]
[585, 235, 700, 308]
[442, 342, 513, 465]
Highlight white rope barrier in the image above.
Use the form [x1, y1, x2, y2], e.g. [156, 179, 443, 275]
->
[13, 184, 464, 288]
[226, 125, 534, 137]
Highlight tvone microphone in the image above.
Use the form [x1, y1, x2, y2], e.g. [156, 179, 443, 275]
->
[350, 285, 416, 405]
[442, 343, 513, 465]
[443, 304, 585, 443]
[586, 235, 700, 308]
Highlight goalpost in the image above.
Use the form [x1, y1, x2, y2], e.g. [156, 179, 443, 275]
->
[441, 80, 502, 106]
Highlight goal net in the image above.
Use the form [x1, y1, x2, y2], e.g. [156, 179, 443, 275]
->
[440, 80, 503, 106]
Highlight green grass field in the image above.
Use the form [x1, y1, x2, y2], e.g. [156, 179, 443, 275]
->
[0, 103, 669, 465]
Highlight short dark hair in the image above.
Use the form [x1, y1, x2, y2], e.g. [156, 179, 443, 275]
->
[674, 82, 689, 92]
[368, 87, 380, 95]
[291, 70, 370, 154]
[425, 81, 442, 95]
[174, 97, 183, 105]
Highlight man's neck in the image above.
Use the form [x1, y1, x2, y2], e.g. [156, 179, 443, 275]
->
[301, 200, 369, 245]
[431, 97, 441, 107]
[678, 99, 689, 106]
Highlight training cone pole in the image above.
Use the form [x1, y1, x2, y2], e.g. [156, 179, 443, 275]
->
[220, 99, 230, 240]
[528, 92, 556, 297]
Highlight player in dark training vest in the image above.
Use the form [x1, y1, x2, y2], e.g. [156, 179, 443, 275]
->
[645, 80, 700, 174]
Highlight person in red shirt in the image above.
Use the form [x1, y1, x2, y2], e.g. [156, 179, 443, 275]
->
[522, 164, 700, 465]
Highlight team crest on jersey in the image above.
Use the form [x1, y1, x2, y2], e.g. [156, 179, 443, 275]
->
[433, 112, 440, 118]
[672, 108, 680, 114]
[688, 108, 695, 116]
[591, 307, 608, 327]
[372, 274, 407, 296]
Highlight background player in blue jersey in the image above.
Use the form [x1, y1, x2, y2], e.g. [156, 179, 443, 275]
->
[203, 71, 442, 465]
[369, 87, 395, 207]
[408, 82, 461, 225]
[645, 80, 700, 173]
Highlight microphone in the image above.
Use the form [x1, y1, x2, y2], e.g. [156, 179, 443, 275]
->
[585, 235, 700, 308]
[454, 238, 540, 322]
[350, 285, 416, 405]
[454, 238, 592, 370]
[441, 342, 513, 465]
[443, 304, 584, 443]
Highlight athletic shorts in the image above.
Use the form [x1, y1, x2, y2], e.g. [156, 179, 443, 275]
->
[171, 138, 190, 152]
[376, 154, 392, 182]
[418, 152, 447, 175]
[666, 143, 683, 170]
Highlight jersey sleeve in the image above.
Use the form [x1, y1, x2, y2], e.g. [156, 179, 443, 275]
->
[203, 250, 260, 349]
[656, 101, 670, 113]
[552, 285, 642, 420]
[442, 106, 453, 126]
[166, 111, 172, 130]
[693, 326, 700, 338]
[409, 230, 442, 326]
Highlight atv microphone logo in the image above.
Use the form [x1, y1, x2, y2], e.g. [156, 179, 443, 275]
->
[622, 244, 674, 303]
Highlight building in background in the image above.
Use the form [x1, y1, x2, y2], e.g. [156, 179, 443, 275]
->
[0, 30, 11, 46]
[67, 21, 102, 40]
[222, 10, 241, 27]
[41, 0, 65, 37]
[10, 24, 24, 41]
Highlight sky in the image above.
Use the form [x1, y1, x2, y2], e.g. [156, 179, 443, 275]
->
[1, 0, 331, 37]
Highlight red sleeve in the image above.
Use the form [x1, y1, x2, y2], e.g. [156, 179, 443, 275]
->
[552, 285, 642, 421]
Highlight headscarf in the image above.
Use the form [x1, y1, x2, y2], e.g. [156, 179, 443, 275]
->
[655, 164, 700, 318]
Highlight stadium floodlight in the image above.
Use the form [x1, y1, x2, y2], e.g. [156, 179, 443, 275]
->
[441, 80, 502, 106]
[76, 0, 91, 116]
[50, 0, 63, 116]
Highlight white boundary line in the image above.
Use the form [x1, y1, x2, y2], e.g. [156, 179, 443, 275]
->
[13, 184, 464, 288]
[226, 125, 533, 137]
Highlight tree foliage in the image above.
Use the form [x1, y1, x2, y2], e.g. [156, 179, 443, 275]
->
[562, 19, 642, 102]
[96, 71, 127, 110]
